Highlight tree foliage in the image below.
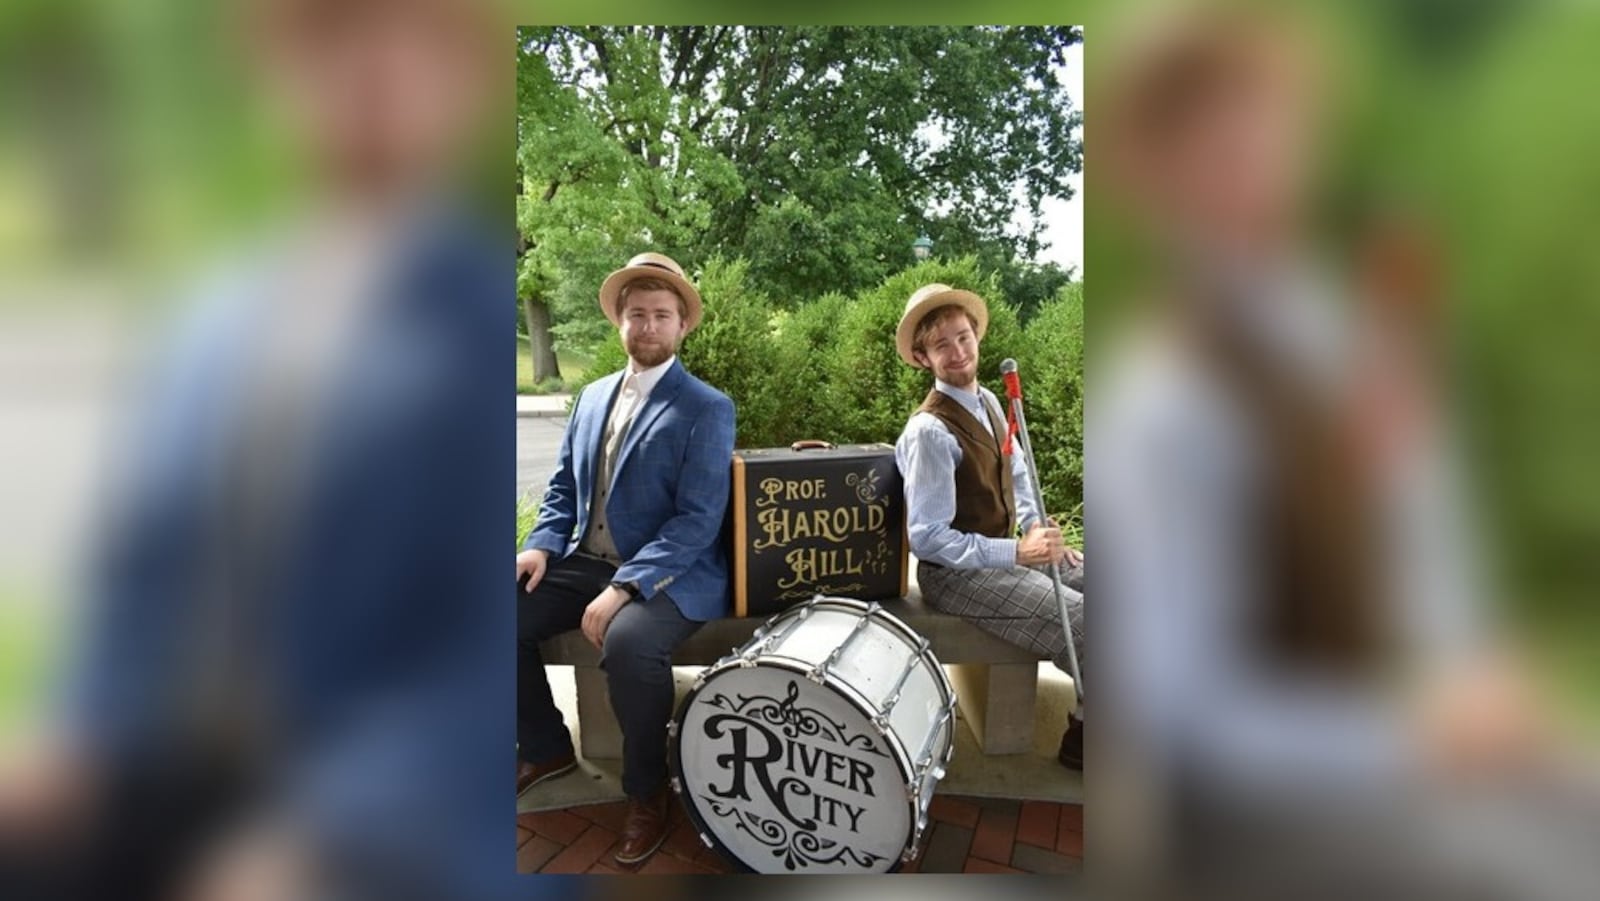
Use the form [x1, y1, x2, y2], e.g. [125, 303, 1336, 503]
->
[516, 25, 1083, 366]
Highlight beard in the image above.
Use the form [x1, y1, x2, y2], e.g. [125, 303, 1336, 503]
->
[936, 362, 978, 389]
[624, 333, 678, 368]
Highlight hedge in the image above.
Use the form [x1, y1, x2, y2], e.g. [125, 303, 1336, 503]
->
[568, 256, 1084, 522]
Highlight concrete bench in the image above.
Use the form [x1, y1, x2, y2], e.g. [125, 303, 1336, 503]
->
[539, 587, 1047, 758]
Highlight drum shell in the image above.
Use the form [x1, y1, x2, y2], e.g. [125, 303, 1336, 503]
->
[730, 443, 909, 617]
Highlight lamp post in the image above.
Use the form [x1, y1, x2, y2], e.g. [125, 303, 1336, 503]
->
[911, 234, 933, 261]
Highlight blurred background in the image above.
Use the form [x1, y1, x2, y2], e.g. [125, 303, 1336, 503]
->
[2, 0, 1600, 898]
[2, 0, 515, 898]
[1089, 2, 1600, 899]
[0, 0, 252, 738]
[1089, 0, 1600, 731]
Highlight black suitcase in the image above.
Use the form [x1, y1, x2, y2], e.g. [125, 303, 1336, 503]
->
[728, 440, 909, 617]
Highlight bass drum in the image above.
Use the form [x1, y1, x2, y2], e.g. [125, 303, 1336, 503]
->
[669, 595, 956, 873]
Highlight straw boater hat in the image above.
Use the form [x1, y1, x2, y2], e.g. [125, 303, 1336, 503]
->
[895, 283, 989, 367]
[598, 252, 704, 332]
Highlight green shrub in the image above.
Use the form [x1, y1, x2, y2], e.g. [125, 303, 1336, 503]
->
[676, 258, 781, 447]
[812, 258, 1027, 447]
[574, 335, 628, 393]
[812, 273, 928, 444]
[766, 291, 852, 443]
[558, 257, 1083, 538]
[1019, 282, 1084, 524]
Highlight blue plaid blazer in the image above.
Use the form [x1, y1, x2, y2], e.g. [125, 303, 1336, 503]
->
[524, 360, 735, 621]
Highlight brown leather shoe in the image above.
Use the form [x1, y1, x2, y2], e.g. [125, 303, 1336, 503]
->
[516, 750, 577, 796]
[613, 788, 670, 866]
[1058, 716, 1084, 770]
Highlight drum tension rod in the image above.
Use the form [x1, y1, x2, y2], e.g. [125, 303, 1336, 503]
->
[873, 637, 931, 733]
[909, 700, 958, 797]
[809, 601, 880, 683]
[740, 600, 813, 669]
[909, 810, 932, 856]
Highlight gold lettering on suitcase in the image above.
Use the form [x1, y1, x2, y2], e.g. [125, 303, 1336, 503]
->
[751, 472, 893, 595]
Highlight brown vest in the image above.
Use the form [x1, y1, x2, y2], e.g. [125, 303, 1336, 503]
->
[918, 389, 1018, 538]
[1185, 296, 1391, 672]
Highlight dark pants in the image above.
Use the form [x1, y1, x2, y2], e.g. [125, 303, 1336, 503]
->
[517, 553, 700, 799]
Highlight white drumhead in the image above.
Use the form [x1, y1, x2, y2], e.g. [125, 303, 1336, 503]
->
[674, 662, 913, 873]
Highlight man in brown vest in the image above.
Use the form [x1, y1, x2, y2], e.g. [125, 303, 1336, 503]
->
[892, 284, 1087, 768]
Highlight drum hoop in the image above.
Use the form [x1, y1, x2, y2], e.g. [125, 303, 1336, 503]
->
[802, 599, 955, 684]
[669, 652, 920, 872]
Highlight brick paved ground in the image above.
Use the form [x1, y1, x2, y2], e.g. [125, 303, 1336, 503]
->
[516, 792, 1082, 875]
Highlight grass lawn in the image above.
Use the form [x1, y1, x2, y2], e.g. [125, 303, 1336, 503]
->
[516, 334, 592, 395]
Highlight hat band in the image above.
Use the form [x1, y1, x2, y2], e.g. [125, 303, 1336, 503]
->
[636, 261, 680, 277]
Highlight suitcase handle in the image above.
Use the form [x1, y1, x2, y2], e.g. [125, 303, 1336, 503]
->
[790, 439, 836, 452]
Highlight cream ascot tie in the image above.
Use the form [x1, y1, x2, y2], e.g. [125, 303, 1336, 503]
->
[602, 372, 642, 487]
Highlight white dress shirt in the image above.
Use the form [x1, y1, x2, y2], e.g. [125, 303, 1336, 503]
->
[621, 355, 675, 403]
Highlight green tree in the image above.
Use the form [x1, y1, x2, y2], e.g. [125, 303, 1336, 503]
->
[710, 27, 1082, 299]
[986, 255, 1077, 324]
[516, 26, 1083, 371]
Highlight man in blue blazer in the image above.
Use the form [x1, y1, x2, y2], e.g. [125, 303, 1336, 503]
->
[516, 252, 735, 866]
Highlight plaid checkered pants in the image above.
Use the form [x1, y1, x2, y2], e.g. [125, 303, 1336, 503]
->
[917, 560, 1085, 676]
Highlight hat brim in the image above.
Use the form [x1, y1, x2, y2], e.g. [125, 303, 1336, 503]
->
[598, 266, 704, 332]
[896, 288, 989, 367]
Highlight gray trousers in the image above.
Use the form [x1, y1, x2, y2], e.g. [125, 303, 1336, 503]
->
[517, 553, 700, 799]
[918, 559, 1086, 680]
